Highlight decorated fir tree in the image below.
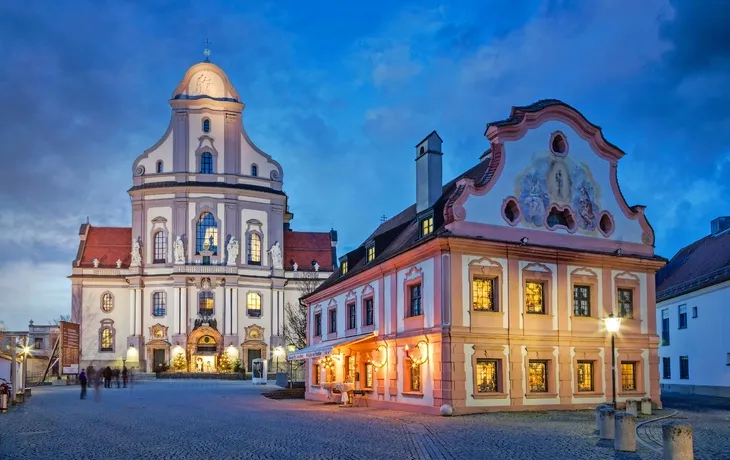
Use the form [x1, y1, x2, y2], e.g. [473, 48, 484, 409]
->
[218, 351, 231, 373]
[172, 352, 187, 372]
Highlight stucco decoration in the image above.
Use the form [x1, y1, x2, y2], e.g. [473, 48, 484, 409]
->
[515, 147, 601, 233]
[130, 239, 142, 266]
[268, 241, 283, 269]
[173, 236, 186, 265]
[188, 70, 225, 99]
[226, 237, 239, 266]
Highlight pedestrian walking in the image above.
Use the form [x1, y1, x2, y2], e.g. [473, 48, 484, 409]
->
[113, 368, 120, 388]
[79, 370, 87, 399]
[93, 371, 102, 402]
[122, 366, 128, 388]
[103, 366, 112, 388]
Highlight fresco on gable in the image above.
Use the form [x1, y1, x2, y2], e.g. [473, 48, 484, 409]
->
[515, 149, 601, 233]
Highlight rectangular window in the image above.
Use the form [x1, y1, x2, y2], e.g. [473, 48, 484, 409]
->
[365, 363, 374, 389]
[573, 285, 591, 316]
[348, 303, 356, 330]
[364, 298, 374, 326]
[313, 364, 320, 385]
[679, 356, 689, 380]
[154, 231, 167, 263]
[34, 337, 43, 349]
[472, 278, 496, 312]
[420, 216, 433, 237]
[409, 284, 422, 317]
[314, 313, 322, 337]
[617, 288, 634, 319]
[662, 356, 671, 379]
[476, 359, 499, 393]
[678, 305, 688, 329]
[528, 360, 548, 392]
[329, 310, 337, 334]
[576, 361, 594, 392]
[409, 363, 421, 392]
[367, 246, 375, 262]
[621, 362, 637, 391]
[692, 306, 698, 318]
[661, 309, 670, 346]
[525, 282, 545, 314]
[341, 260, 348, 276]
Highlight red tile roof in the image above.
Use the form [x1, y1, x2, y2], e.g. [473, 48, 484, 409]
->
[284, 231, 333, 272]
[76, 225, 132, 268]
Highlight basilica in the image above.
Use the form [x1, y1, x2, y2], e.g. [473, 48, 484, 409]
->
[69, 58, 336, 373]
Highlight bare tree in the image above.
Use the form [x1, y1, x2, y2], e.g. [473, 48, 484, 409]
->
[284, 271, 321, 352]
[52, 314, 72, 325]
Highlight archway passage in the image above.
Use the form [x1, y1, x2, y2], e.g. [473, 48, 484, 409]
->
[187, 325, 223, 372]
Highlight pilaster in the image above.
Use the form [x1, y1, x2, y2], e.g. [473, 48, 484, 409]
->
[172, 110, 189, 172]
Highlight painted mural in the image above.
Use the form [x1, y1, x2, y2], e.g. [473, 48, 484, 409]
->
[515, 146, 602, 233]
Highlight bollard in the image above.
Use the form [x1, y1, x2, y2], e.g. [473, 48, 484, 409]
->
[614, 412, 637, 452]
[662, 422, 693, 460]
[641, 397, 652, 415]
[25, 388, 31, 398]
[625, 399, 638, 416]
[595, 404, 609, 431]
[599, 407, 616, 440]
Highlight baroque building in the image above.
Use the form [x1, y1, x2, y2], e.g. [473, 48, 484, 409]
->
[70, 60, 336, 373]
[293, 100, 665, 414]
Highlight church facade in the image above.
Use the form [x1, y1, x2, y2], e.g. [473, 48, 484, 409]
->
[70, 60, 336, 373]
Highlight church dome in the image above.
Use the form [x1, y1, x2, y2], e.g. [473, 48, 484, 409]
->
[170, 62, 241, 103]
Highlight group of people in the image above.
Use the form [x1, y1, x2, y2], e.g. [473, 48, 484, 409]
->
[78, 365, 132, 400]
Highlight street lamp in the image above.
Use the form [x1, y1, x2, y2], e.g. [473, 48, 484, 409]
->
[604, 313, 622, 408]
[273, 347, 283, 374]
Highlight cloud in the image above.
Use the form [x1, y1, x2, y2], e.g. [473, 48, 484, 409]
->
[0, 260, 70, 330]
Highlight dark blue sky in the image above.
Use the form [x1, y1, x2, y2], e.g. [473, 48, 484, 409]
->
[1, 0, 729, 328]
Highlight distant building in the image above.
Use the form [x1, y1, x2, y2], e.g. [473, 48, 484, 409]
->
[1, 321, 60, 382]
[294, 100, 665, 414]
[656, 217, 730, 398]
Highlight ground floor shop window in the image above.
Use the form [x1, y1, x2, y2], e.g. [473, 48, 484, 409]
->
[621, 362, 637, 391]
[409, 363, 421, 392]
[476, 359, 499, 393]
[528, 360, 548, 392]
[364, 363, 373, 389]
[576, 361, 594, 392]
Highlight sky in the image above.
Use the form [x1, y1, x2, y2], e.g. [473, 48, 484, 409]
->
[0, 0, 729, 330]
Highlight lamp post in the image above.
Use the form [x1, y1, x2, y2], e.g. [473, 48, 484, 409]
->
[604, 313, 622, 408]
[21, 345, 30, 393]
[273, 346, 283, 374]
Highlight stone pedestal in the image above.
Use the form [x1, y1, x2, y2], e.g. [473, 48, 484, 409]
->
[662, 422, 693, 460]
[625, 399, 638, 416]
[595, 404, 610, 431]
[641, 397, 652, 415]
[614, 412, 636, 452]
[599, 407, 616, 440]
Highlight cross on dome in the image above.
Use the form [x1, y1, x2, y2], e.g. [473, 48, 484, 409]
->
[203, 38, 211, 62]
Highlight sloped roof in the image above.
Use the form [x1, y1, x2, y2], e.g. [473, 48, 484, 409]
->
[76, 225, 132, 268]
[283, 231, 334, 272]
[656, 229, 730, 301]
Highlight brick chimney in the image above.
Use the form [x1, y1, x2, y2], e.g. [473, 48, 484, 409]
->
[415, 131, 443, 213]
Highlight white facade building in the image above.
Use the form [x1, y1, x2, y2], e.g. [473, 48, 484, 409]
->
[70, 59, 336, 373]
[656, 217, 730, 397]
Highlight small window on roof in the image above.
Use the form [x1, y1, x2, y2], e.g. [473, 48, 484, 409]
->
[341, 260, 349, 276]
[420, 216, 433, 238]
[366, 245, 375, 263]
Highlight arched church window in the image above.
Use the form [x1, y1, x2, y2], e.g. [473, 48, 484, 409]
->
[196, 212, 218, 254]
[101, 293, 114, 313]
[156, 160, 163, 173]
[248, 233, 261, 265]
[153, 292, 166, 317]
[199, 291, 214, 317]
[200, 152, 214, 174]
[153, 230, 167, 263]
[247, 292, 262, 317]
[100, 326, 113, 352]
[202, 118, 211, 133]
[251, 164, 258, 177]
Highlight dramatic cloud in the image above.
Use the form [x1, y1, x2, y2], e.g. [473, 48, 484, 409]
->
[1, 0, 729, 328]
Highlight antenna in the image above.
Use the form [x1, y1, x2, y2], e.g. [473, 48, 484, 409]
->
[203, 38, 211, 62]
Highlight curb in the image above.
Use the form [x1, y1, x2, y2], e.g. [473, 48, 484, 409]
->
[635, 410, 679, 454]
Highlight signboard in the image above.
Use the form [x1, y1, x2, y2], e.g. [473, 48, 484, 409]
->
[60, 321, 80, 375]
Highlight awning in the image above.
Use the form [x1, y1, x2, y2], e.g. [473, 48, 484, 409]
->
[287, 332, 376, 360]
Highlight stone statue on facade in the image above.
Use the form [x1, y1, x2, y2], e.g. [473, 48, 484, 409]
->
[173, 236, 186, 264]
[116, 259, 122, 269]
[268, 241, 283, 269]
[314, 262, 320, 272]
[227, 237, 239, 266]
[130, 239, 142, 266]
[92, 258, 99, 268]
[292, 262, 298, 272]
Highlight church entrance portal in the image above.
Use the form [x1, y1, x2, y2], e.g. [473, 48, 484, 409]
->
[153, 349, 166, 370]
[187, 325, 223, 373]
[247, 349, 261, 372]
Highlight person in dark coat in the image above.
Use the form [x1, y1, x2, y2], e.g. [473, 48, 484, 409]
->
[113, 368, 120, 388]
[79, 370, 87, 399]
[122, 366, 128, 388]
[103, 366, 112, 388]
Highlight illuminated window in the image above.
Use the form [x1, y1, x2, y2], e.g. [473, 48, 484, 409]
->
[476, 359, 499, 393]
[348, 303, 356, 329]
[528, 360, 548, 392]
[365, 363, 373, 388]
[247, 292, 261, 317]
[313, 363, 320, 385]
[251, 164, 258, 177]
[247, 233, 261, 265]
[154, 230, 167, 263]
[364, 298, 374, 326]
[341, 260, 348, 276]
[420, 216, 433, 237]
[100, 327, 113, 352]
[408, 284, 422, 317]
[314, 313, 322, 336]
[473, 278, 496, 312]
[200, 151, 214, 173]
[576, 361, 594, 392]
[156, 160, 163, 173]
[618, 288, 633, 318]
[153, 292, 166, 317]
[196, 335, 216, 353]
[196, 212, 218, 254]
[325, 365, 335, 383]
[573, 285, 590, 316]
[621, 362, 637, 391]
[101, 293, 114, 313]
[199, 291, 214, 317]
[409, 363, 421, 392]
[367, 245, 375, 262]
[202, 118, 211, 133]
[329, 310, 337, 334]
[525, 282, 545, 314]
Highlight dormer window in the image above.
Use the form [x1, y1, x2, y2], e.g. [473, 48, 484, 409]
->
[341, 260, 348, 276]
[366, 245, 375, 263]
[202, 118, 211, 133]
[419, 216, 434, 238]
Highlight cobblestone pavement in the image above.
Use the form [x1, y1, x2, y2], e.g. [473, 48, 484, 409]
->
[0, 381, 664, 460]
[636, 394, 730, 460]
